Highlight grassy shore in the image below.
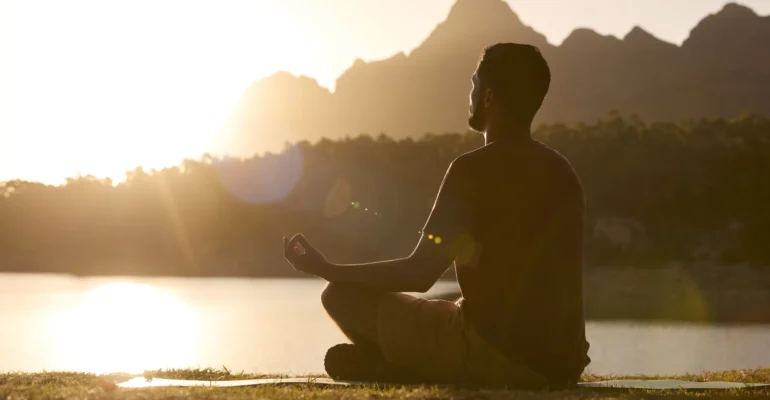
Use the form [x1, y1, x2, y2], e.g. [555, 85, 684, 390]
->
[1, 368, 768, 400]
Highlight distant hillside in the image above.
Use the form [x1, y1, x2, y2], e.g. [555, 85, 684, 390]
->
[217, 0, 770, 156]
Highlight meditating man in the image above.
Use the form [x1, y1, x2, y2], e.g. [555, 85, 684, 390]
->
[282, 43, 591, 389]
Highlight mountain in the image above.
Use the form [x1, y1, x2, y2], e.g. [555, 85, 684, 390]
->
[222, 72, 337, 153]
[218, 1, 770, 157]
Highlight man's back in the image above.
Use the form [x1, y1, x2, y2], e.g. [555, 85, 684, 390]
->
[423, 137, 590, 387]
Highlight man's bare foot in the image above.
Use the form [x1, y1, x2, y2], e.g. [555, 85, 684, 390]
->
[324, 343, 423, 384]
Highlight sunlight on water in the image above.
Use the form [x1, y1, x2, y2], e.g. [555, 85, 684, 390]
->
[47, 282, 198, 374]
[2, 275, 767, 375]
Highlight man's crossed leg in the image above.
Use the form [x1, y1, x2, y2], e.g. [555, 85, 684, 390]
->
[320, 282, 547, 388]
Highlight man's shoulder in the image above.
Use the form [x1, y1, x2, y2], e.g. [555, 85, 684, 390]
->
[452, 139, 553, 168]
[450, 140, 579, 179]
[533, 142, 584, 198]
[450, 144, 496, 167]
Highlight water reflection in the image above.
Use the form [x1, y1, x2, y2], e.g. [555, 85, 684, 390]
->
[47, 282, 197, 374]
[1, 275, 767, 375]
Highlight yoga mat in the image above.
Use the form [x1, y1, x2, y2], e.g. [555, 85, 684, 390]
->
[118, 377, 769, 390]
[577, 379, 768, 389]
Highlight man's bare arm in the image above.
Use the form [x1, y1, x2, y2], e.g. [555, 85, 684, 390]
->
[285, 233, 452, 293]
[322, 234, 453, 292]
[283, 158, 470, 292]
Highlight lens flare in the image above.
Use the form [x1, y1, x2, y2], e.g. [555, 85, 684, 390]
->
[215, 145, 304, 204]
[323, 178, 352, 218]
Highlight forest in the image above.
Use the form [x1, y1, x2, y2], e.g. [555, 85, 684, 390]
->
[2, 113, 768, 277]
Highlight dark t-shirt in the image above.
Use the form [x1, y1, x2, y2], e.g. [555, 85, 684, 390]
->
[422, 137, 590, 387]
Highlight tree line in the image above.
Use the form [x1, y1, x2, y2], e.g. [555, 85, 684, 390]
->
[2, 113, 768, 277]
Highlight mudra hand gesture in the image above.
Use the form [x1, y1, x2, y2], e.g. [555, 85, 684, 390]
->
[283, 234, 331, 276]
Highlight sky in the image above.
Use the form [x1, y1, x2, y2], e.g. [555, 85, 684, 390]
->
[2, 0, 769, 184]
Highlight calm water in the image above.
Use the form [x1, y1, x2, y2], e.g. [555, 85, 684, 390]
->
[1, 273, 768, 376]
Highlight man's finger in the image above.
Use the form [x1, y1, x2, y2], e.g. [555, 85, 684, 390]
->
[290, 241, 304, 255]
[292, 234, 313, 255]
[284, 235, 294, 263]
[287, 234, 307, 260]
[296, 234, 311, 249]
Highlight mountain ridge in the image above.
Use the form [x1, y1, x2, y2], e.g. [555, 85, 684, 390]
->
[217, 1, 770, 156]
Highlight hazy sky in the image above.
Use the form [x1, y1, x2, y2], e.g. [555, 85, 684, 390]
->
[2, 0, 769, 184]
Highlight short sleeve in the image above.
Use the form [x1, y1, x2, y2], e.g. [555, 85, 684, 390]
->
[421, 159, 474, 245]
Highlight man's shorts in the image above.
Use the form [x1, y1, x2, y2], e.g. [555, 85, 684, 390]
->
[376, 292, 548, 388]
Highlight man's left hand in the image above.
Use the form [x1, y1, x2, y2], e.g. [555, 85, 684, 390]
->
[283, 234, 331, 277]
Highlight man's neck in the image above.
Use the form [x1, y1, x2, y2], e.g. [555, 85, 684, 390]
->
[484, 118, 531, 145]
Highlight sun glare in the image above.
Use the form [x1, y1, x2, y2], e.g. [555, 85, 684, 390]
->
[48, 282, 198, 374]
[6, 0, 304, 185]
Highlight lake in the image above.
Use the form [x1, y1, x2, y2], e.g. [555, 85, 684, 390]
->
[1, 273, 768, 376]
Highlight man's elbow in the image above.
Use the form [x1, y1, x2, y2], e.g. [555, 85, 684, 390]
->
[411, 263, 446, 293]
[412, 279, 433, 294]
[406, 244, 451, 293]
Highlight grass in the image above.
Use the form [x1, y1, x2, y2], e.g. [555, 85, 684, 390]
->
[1, 368, 769, 400]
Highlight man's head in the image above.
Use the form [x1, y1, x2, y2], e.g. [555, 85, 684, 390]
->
[468, 43, 551, 134]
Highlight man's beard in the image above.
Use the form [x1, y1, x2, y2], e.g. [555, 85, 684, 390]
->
[468, 105, 486, 133]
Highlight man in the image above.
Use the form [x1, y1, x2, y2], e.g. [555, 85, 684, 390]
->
[283, 43, 590, 389]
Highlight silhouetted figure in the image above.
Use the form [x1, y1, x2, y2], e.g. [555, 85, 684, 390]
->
[283, 43, 590, 389]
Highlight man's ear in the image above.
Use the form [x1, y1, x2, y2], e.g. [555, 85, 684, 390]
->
[483, 88, 494, 108]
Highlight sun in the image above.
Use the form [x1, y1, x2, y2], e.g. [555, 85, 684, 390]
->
[48, 282, 199, 374]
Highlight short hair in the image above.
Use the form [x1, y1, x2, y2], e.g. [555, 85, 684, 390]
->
[476, 43, 551, 123]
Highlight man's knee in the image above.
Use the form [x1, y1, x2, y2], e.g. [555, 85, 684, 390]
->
[321, 283, 385, 346]
[321, 283, 353, 316]
[321, 282, 381, 318]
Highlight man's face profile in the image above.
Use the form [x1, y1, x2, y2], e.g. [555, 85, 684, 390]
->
[468, 72, 486, 133]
